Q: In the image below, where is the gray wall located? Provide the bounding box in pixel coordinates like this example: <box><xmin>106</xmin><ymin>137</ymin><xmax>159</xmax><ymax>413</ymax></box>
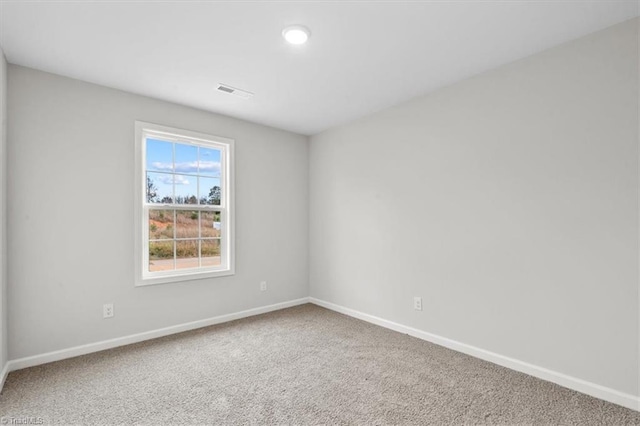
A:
<box><xmin>8</xmin><ymin>66</ymin><xmax>309</xmax><ymax>359</ymax></box>
<box><xmin>0</xmin><ymin>47</ymin><xmax>7</xmax><ymax>372</ymax></box>
<box><xmin>309</xmin><ymin>19</ymin><xmax>639</xmax><ymax>396</ymax></box>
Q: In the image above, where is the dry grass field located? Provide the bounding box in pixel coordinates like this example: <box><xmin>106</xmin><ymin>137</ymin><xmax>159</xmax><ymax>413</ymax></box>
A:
<box><xmin>148</xmin><ymin>209</ymin><xmax>221</xmax><ymax>272</ymax></box>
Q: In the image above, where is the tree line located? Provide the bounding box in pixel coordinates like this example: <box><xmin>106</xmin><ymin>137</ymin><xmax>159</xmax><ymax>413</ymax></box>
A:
<box><xmin>147</xmin><ymin>176</ymin><xmax>221</xmax><ymax>205</ymax></box>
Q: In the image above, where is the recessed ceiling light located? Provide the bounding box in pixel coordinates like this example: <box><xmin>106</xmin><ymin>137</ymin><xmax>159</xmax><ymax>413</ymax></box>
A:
<box><xmin>282</xmin><ymin>25</ymin><xmax>310</xmax><ymax>45</ymax></box>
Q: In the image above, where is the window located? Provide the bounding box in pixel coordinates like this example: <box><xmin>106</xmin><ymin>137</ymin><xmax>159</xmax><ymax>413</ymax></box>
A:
<box><xmin>135</xmin><ymin>121</ymin><xmax>234</xmax><ymax>286</ymax></box>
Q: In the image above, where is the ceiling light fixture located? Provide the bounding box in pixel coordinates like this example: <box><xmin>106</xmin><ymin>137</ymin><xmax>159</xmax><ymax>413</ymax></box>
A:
<box><xmin>282</xmin><ymin>25</ymin><xmax>310</xmax><ymax>45</ymax></box>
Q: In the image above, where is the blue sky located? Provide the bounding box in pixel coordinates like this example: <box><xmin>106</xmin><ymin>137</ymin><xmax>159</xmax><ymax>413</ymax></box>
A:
<box><xmin>146</xmin><ymin>138</ymin><xmax>221</xmax><ymax>202</ymax></box>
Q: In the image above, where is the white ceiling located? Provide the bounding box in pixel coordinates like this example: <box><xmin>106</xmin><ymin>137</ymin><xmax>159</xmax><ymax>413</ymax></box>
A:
<box><xmin>0</xmin><ymin>1</ymin><xmax>637</xmax><ymax>135</ymax></box>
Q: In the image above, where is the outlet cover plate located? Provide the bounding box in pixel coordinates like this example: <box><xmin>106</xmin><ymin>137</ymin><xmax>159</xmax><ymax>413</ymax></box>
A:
<box><xmin>413</xmin><ymin>297</ymin><xmax>422</xmax><ymax>311</ymax></box>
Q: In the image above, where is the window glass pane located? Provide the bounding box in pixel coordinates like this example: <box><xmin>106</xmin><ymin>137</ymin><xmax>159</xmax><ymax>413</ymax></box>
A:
<box><xmin>199</xmin><ymin>147</ymin><xmax>221</xmax><ymax>177</ymax></box>
<box><xmin>175</xmin><ymin>143</ymin><xmax>198</xmax><ymax>175</ymax></box>
<box><xmin>201</xmin><ymin>211</ymin><xmax>221</xmax><ymax>238</ymax></box>
<box><xmin>146</xmin><ymin>138</ymin><xmax>173</xmax><ymax>173</ymax></box>
<box><xmin>149</xmin><ymin>210</ymin><xmax>174</xmax><ymax>240</ymax></box>
<box><xmin>201</xmin><ymin>239</ymin><xmax>221</xmax><ymax>267</ymax></box>
<box><xmin>200</xmin><ymin>177</ymin><xmax>221</xmax><ymax>205</ymax></box>
<box><xmin>176</xmin><ymin>210</ymin><xmax>199</xmax><ymax>239</ymax></box>
<box><xmin>149</xmin><ymin>241</ymin><xmax>174</xmax><ymax>272</ymax></box>
<box><xmin>174</xmin><ymin>174</ymin><xmax>198</xmax><ymax>204</ymax></box>
<box><xmin>176</xmin><ymin>240</ymin><xmax>199</xmax><ymax>270</ymax></box>
<box><xmin>147</xmin><ymin>172</ymin><xmax>173</xmax><ymax>203</ymax></box>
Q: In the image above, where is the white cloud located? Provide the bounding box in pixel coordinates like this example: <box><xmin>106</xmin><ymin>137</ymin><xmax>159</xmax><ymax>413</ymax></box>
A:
<box><xmin>151</xmin><ymin>161</ymin><xmax>220</xmax><ymax>175</ymax></box>
<box><xmin>157</xmin><ymin>175</ymin><xmax>173</xmax><ymax>185</ymax></box>
<box><xmin>157</xmin><ymin>175</ymin><xmax>190</xmax><ymax>185</ymax></box>
<box><xmin>174</xmin><ymin>175</ymin><xmax>190</xmax><ymax>185</ymax></box>
<box><xmin>196</xmin><ymin>161</ymin><xmax>221</xmax><ymax>174</ymax></box>
<box><xmin>151</xmin><ymin>162</ymin><xmax>174</xmax><ymax>171</ymax></box>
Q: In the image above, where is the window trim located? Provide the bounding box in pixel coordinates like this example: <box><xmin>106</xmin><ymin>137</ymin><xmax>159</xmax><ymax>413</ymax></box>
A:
<box><xmin>134</xmin><ymin>121</ymin><xmax>235</xmax><ymax>286</ymax></box>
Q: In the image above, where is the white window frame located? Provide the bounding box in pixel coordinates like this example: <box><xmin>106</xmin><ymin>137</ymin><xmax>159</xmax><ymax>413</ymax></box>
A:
<box><xmin>134</xmin><ymin>121</ymin><xmax>235</xmax><ymax>286</ymax></box>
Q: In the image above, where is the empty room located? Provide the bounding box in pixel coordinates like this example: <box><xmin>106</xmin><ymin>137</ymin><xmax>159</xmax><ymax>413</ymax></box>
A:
<box><xmin>0</xmin><ymin>0</ymin><xmax>638</xmax><ymax>424</ymax></box>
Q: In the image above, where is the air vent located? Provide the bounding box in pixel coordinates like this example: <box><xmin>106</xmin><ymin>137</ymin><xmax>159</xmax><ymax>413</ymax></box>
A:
<box><xmin>217</xmin><ymin>85</ymin><xmax>234</xmax><ymax>94</ymax></box>
<box><xmin>217</xmin><ymin>83</ymin><xmax>254</xmax><ymax>99</ymax></box>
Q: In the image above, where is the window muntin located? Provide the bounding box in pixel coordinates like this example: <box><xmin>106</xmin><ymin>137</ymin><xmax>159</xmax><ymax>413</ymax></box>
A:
<box><xmin>135</xmin><ymin>122</ymin><xmax>234</xmax><ymax>285</ymax></box>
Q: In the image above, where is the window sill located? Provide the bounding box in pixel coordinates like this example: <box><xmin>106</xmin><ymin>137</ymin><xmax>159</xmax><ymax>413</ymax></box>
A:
<box><xmin>136</xmin><ymin>268</ymin><xmax>235</xmax><ymax>287</ymax></box>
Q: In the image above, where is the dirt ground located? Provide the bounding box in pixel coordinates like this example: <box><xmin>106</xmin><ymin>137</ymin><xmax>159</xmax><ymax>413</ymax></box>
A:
<box><xmin>149</xmin><ymin>256</ymin><xmax>221</xmax><ymax>272</ymax></box>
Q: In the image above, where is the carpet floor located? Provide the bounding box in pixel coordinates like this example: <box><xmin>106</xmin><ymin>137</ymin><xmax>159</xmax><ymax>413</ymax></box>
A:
<box><xmin>1</xmin><ymin>304</ymin><xmax>639</xmax><ymax>425</ymax></box>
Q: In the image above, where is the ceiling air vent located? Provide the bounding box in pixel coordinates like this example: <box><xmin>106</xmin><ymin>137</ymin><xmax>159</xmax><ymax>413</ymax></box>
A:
<box><xmin>217</xmin><ymin>83</ymin><xmax>254</xmax><ymax>99</ymax></box>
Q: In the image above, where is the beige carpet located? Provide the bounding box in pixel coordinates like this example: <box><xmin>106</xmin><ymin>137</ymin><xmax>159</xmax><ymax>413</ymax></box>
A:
<box><xmin>1</xmin><ymin>304</ymin><xmax>638</xmax><ymax>425</ymax></box>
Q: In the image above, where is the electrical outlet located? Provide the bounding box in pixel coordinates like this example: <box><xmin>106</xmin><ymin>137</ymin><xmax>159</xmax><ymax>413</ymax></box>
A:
<box><xmin>103</xmin><ymin>303</ymin><xmax>114</xmax><ymax>318</ymax></box>
<box><xmin>413</xmin><ymin>297</ymin><xmax>422</xmax><ymax>311</ymax></box>
<box><xmin>260</xmin><ymin>281</ymin><xmax>267</xmax><ymax>291</ymax></box>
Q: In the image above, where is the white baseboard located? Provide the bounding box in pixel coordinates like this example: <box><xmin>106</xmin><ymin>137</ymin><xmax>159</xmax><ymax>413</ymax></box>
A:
<box><xmin>309</xmin><ymin>297</ymin><xmax>640</xmax><ymax>412</ymax></box>
<box><xmin>4</xmin><ymin>296</ymin><xmax>638</xmax><ymax>412</ymax></box>
<box><xmin>6</xmin><ymin>297</ymin><xmax>310</xmax><ymax>374</ymax></box>
<box><xmin>0</xmin><ymin>361</ymin><xmax>8</xmax><ymax>392</ymax></box>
